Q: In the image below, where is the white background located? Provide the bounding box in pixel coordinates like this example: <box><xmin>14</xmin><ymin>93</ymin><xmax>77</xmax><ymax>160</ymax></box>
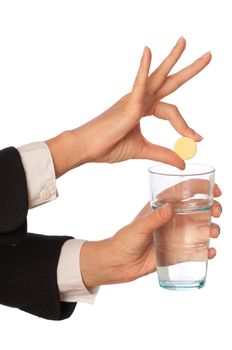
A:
<box><xmin>0</xmin><ymin>0</ymin><xmax>229</xmax><ymax>349</ymax></box>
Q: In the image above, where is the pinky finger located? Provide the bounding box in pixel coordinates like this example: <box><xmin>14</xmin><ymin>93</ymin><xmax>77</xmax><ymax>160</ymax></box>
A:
<box><xmin>208</xmin><ymin>247</ymin><xmax>217</xmax><ymax>259</ymax></box>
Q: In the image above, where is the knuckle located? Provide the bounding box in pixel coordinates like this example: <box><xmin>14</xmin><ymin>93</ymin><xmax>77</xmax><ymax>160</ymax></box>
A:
<box><xmin>183</xmin><ymin>124</ymin><xmax>191</xmax><ymax>132</ymax></box>
<box><xmin>169</xmin><ymin>104</ymin><xmax>179</xmax><ymax>114</ymax></box>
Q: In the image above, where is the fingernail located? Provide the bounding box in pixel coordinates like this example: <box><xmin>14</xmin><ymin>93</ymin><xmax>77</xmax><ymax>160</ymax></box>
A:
<box><xmin>200</xmin><ymin>51</ymin><xmax>211</xmax><ymax>59</ymax></box>
<box><xmin>215</xmin><ymin>184</ymin><xmax>222</xmax><ymax>195</ymax></box>
<box><xmin>143</xmin><ymin>46</ymin><xmax>147</xmax><ymax>57</ymax></box>
<box><xmin>215</xmin><ymin>224</ymin><xmax>220</xmax><ymax>236</ymax></box>
<box><xmin>193</xmin><ymin>131</ymin><xmax>204</xmax><ymax>140</ymax></box>
<box><xmin>160</xmin><ymin>203</ymin><xmax>172</xmax><ymax>218</ymax></box>
<box><xmin>176</xmin><ymin>36</ymin><xmax>185</xmax><ymax>45</ymax></box>
<box><xmin>178</xmin><ymin>160</ymin><xmax>186</xmax><ymax>170</ymax></box>
<box><xmin>216</xmin><ymin>205</ymin><xmax>222</xmax><ymax>216</ymax></box>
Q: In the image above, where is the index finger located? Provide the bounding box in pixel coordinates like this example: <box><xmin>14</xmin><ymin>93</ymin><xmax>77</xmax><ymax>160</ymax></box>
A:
<box><xmin>157</xmin><ymin>181</ymin><xmax>221</xmax><ymax>202</ymax></box>
<box><xmin>137</xmin><ymin>184</ymin><xmax>221</xmax><ymax>218</ymax></box>
<box><xmin>153</xmin><ymin>101</ymin><xmax>203</xmax><ymax>142</ymax></box>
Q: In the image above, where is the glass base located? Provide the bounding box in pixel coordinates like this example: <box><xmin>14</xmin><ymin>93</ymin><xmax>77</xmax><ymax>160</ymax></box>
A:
<box><xmin>157</xmin><ymin>261</ymin><xmax>207</xmax><ymax>290</ymax></box>
<box><xmin>159</xmin><ymin>278</ymin><xmax>206</xmax><ymax>290</ymax></box>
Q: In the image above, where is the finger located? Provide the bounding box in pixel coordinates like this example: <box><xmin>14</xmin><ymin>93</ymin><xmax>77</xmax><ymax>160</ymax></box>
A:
<box><xmin>139</xmin><ymin>140</ymin><xmax>185</xmax><ymax>169</ymax></box>
<box><xmin>147</xmin><ymin>36</ymin><xmax>186</xmax><ymax>94</ymax></box>
<box><xmin>208</xmin><ymin>247</ymin><xmax>216</xmax><ymax>259</ymax></box>
<box><xmin>134</xmin><ymin>185</ymin><xmax>221</xmax><ymax>219</ymax></box>
<box><xmin>131</xmin><ymin>203</ymin><xmax>174</xmax><ymax>235</ymax></box>
<box><xmin>210</xmin><ymin>223</ymin><xmax>220</xmax><ymax>238</ymax></box>
<box><xmin>155</xmin><ymin>51</ymin><xmax>212</xmax><ymax>100</ymax></box>
<box><xmin>214</xmin><ymin>184</ymin><xmax>222</xmax><ymax>197</ymax></box>
<box><xmin>157</xmin><ymin>181</ymin><xmax>221</xmax><ymax>202</ymax></box>
<box><xmin>157</xmin><ymin>178</ymin><xmax>211</xmax><ymax>202</ymax></box>
<box><xmin>211</xmin><ymin>200</ymin><xmax>222</xmax><ymax>217</ymax></box>
<box><xmin>153</xmin><ymin>101</ymin><xmax>203</xmax><ymax>142</ymax></box>
<box><xmin>130</xmin><ymin>46</ymin><xmax>152</xmax><ymax>105</ymax></box>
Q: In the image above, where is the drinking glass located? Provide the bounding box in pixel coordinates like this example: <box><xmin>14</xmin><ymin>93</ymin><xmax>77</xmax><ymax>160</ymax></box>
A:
<box><xmin>148</xmin><ymin>163</ymin><xmax>215</xmax><ymax>290</ymax></box>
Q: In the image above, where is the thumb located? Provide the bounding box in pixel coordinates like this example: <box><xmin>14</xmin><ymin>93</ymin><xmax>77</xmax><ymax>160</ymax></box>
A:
<box><xmin>139</xmin><ymin>141</ymin><xmax>185</xmax><ymax>170</ymax></box>
<box><xmin>131</xmin><ymin>203</ymin><xmax>174</xmax><ymax>235</ymax></box>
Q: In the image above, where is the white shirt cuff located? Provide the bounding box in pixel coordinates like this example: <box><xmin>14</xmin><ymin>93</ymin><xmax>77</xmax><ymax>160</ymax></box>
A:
<box><xmin>17</xmin><ymin>141</ymin><xmax>58</xmax><ymax>209</ymax></box>
<box><xmin>57</xmin><ymin>239</ymin><xmax>100</xmax><ymax>303</ymax></box>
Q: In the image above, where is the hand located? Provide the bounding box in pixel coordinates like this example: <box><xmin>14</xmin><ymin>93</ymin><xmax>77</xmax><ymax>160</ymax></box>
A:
<box><xmin>45</xmin><ymin>37</ymin><xmax>211</xmax><ymax>177</ymax></box>
<box><xmin>153</xmin><ymin>181</ymin><xmax>221</xmax><ymax>266</ymax></box>
<box><xmin>80</xmin><ymin>185</ymin><xmax>221</xmax><ymax>288</ymax></box>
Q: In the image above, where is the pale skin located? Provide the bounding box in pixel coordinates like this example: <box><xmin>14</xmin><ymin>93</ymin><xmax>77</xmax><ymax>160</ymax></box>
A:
<box><xmin>45</xmin><ymin>37</ymin><xmax>222</xmax><ymax>289</ymax></box>
<box><xmin>79</xmin><ymin>188</ymin><xmax>221</xmax><ymax>288</ymax></box>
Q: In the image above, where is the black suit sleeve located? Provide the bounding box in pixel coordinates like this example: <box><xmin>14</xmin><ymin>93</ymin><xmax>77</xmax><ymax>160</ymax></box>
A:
<box><xmin>0</xmin><ymin>146</ymin><xmax>29</xmax><ymax>245</ymax></box>
<box><xmin>0</xmin><ymin>146</ymin><xmax>77</xmax><ymax>320</ymax></box>
<box><xmin>0</xmin><ymin>233</ymin><xmax>77</xmax><ymax>320</ymax></box>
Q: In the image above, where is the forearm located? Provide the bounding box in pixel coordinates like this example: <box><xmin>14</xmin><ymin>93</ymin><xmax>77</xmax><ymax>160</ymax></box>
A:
<box><xmin>44</xmin><ymin>129</ymin><xmax>88</xmax><ymax>178</ymax></box>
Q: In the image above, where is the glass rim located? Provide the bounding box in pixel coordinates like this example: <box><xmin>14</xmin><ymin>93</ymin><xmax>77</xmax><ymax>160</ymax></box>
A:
<box><xmin>148</xmin><ymin>163</ymin><xmax>215</xmax><ymax>177</ymax></box>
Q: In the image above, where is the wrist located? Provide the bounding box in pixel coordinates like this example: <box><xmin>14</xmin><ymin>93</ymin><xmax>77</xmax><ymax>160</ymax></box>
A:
<box><xmin>80</xmin><ymin>239</ymin><xmax>117</xmax><ymax>289</ymax></box>
<box><xmin>45</xmin><ymin>129</ymin><xmax>88</xmax><ymax>178</ymax></box>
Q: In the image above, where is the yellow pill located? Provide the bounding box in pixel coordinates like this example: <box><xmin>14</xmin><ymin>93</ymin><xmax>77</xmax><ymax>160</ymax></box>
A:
<box><xmin>174</xmin><ymin>137</ymin><xmax>197</xmax><ymax>160</ymax></box>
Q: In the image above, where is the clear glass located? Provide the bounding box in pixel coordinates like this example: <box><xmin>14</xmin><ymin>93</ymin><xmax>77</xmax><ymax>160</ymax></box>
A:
<box><xmin>148</xmin><ymin>163</ymin><xmax>215</xmax><ymax>290</ymax></box>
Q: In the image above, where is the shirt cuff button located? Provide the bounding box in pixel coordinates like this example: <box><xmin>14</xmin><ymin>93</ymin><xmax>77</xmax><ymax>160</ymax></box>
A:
<box><xmin>40</xmin><ymin>189</ymin><xmax>50</xmax><ymax>200</ymax></box>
